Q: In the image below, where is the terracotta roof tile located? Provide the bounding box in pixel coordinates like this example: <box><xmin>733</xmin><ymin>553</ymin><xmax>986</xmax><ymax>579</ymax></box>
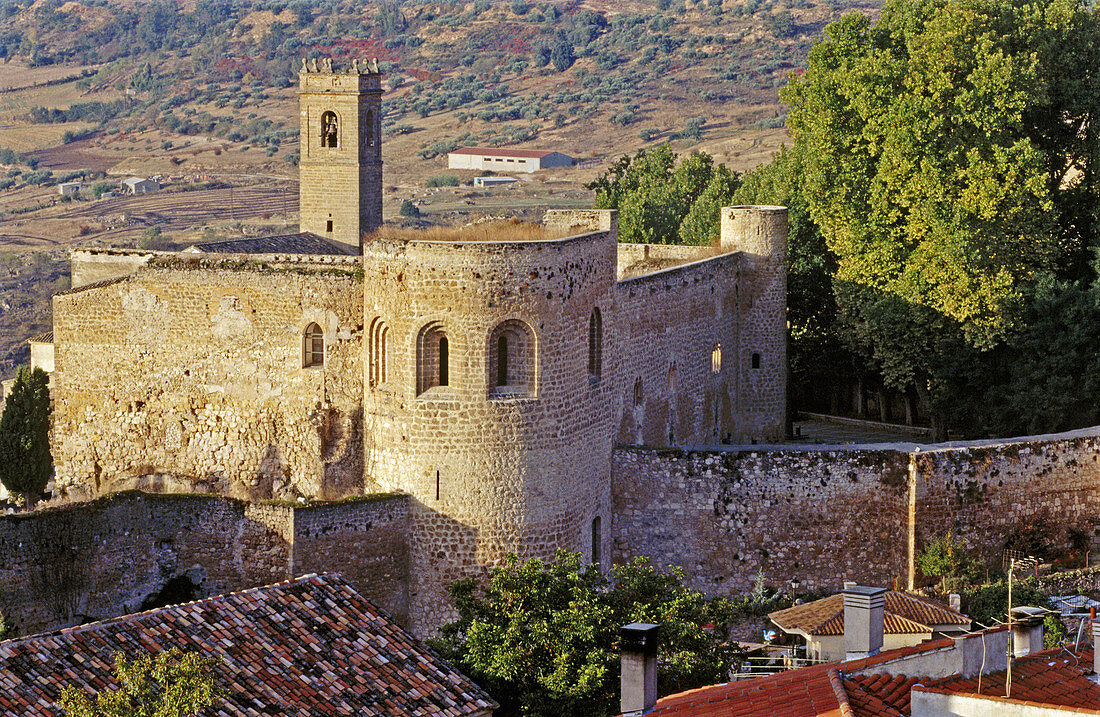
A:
<box><xmin>916</xmin><ymin>645</ymin><xmax>1100</xmax><ymax>713</ymax></box>
<box><xmin>770</xmin><ymin>592</ymin><xmax>969</xmax><ymax>637</ymax></box>
<box><xmin>0</xmin><ymin>574</ymin><xmax>497</xmax><ymax>716</ymax></box>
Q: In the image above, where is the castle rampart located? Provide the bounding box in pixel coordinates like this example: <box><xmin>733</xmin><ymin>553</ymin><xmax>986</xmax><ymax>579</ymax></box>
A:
<box><xmin>612</xmin><ymin>427</ymin><xmax>1100</xmax><ymax>596</ymax></box>
<box><xmin>0</xmin><ymin>491</ymin><xmax>408</xmax><ymax>636</ymax></box>
<box><xmin>51</xmin><ymin>259</ymin><xmax>365</xmax><ymax>501</ymax></box>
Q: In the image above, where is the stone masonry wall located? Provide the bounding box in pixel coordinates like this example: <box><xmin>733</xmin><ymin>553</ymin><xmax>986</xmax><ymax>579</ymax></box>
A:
<box><xmin>612</xmin><ymin>446</ymin><xmax>911</xmax><ymax>595</ymax></box>
<box><xmin>612</xmin><ymin>428</ymin><xmax>1100</xmax><ymax>598</ymax></box>
<box><xmin>0</xmin><ymin>491</ymin><xmax>409</xmax><ymax>636</ymax></box>
<box><xmin>362</xmin><ymin>227</ymin><xmax>617</xmax><ymax>635</ymax></box>
<box><xmin>292</xmin><ymin>495</ymin><xmax>410</xmax><ymax>625</ymax></box>
<box><xmin>51</xmin><ymin>260</ymin><xmax>365</xmax><ymax>501</ymax></box>
<box><xmin>615</xmin><ymin>254</ymin><xmax>745</xmax><ymax>447</ymax></box>
<box><xmin>913</xmin><ymin>430</ymin><xmax>1100</xmax><ymax>568</ymax></box>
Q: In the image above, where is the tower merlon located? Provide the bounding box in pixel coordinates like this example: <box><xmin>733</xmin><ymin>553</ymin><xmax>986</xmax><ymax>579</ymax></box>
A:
<box><xmin>719</xmin><ymin>205</ymin><xmax>788</xmax><ymax>262</ymax></box>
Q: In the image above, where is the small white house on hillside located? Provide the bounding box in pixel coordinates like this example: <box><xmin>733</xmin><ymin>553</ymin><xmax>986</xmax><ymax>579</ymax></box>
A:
<box><xmin>448</xmin><ymin>147</ymin><xmax>573</xmax><ymax>173</ymax></box>
<box><xmin>121</xmin><ymin>177</ymin><xmax>160</xmax><ymax>194</ymax></box>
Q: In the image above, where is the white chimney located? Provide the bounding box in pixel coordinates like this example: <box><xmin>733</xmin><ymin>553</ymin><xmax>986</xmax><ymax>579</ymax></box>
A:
<box><xmin>949</xmin><ymin>593</ymin><xmax>961</xmax><ymax>613</ymax></box>
<box><xmin>1009</xmin><ymin>607</ymin><xmax>1046</xmax><ymax>657</ymax></box>
<box><xmin>621</xmin><ymin>623</ymin><xmax>660</xmax><ymax>715</ymax></box>
<box><xmin>844</xmin><ymin>586</ymin><xmax>887</xmax><ymax>661</ymax></box>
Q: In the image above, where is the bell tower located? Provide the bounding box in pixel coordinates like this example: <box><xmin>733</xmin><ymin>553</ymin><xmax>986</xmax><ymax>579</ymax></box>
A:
<box><xmin>297</xmin><ymin>57</ymin><xmax>382</xmax><ymax>253</ymax></box>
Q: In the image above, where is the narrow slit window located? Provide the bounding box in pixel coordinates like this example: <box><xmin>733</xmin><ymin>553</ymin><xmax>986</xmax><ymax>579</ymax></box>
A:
<box><xmin>633</xmin><ymin>378</ymin><xmax>644</xmax><ymax>406</ymax></box>
<box><xmin>438</xmin><ymin>336</ymin><xmax>449</xmax><ymax>386</ymax></box>
<box><xmin>588</xmin><ymin>308</ymin><xmax>602</xmax><ymax>380</ymax></box>
<box><xmin>591</xmin><ymin>516</ymin><xmax>602</xmax><ymax>566</ymax></box>
<box><xmin>752</xmin><ymin>352</ymin><xmax>762</xmax><ymax>369</ymax></box>
<box><xmin>304</xmin><ymin>323</ymin><xmax>324</xmax><ymax>368</ymax></box>
<box><xmin>497</xmin><ymin>335</ymin><xmax>509</xmax><ymax>386</ymax></box>
<box><xmin>711</xmin><ymin>344</ymin><xmax>722</xmax><ymax>374</ymax></box>
<box><xmin>326</xmin><ymin>220</ymin><xmax>333</xmax><ymax>232</ymax></box>
<box><xmin>369</xmin><ymin>318</ymin><xmax>388</xmax><ymax>387</ymax></box>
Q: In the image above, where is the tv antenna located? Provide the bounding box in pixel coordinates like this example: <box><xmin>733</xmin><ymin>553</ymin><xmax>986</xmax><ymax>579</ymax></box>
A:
<box><xmin>1005</xmin><ymin>554</ymin><xmax>1038</xmax><ymax>699</ymax></box>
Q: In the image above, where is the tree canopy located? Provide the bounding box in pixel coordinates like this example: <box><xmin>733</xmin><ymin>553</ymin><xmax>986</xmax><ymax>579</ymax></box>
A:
<box><xmin>587</xmin><ymin>144</ymin><xmax>741</xmax><ymax>245</ymax></box>
<box><xmin>0</xmin><ymin>367</ymin><xmax>52</xmax><ymax>505</ymax></box>
<box><xmin>777</xmin><ymin>0</ymin><xmax>1100</xmax><ymax>437</ymax></box>
<box><xmin>429</xmin><ymin>551</ymin><xmax>741</xmax><ymax>717</ymax></box>
<box><xmin>58</xmin><ymin>648</ymin><xmax>223</xmax><ymax>717</ymax></box>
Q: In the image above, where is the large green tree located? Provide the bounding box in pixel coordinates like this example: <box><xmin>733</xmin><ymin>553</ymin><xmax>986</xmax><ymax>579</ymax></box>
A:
<box><xmin>587</xmin><ymin>145</ymin><xmax>741</xmax><ymax>244</ymax></box>
<box><xmin>0</xmin><ymin>367</ymin><xmax>51</xmax><ymax>505</ymax></box>
<box><xmin>58</xmin><ymin>648</ymin><xmax>223</xmax><ymax>717</ymax></box>
<box><xmin>430</xmin><ymin>551</ymin><xmax>740</xmax><ymax>717</ymax></box>
<box><xmin>783</xmin><ymin>0</ymin><xmax>1100</xmax><ymax>436</ymax></box>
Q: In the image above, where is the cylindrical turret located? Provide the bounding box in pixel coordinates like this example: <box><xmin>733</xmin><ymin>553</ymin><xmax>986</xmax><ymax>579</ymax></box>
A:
<box><xmin>362</xmin><ymin>223</ymin><xmax>618</xmax><ymax>634</ymax></box>
<box><xmin>720</xmin><ymin>206</ymin><xmax>788</xmax><ymax>442</ymax></box>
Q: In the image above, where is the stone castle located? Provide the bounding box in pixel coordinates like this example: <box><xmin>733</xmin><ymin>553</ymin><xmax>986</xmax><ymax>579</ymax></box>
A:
<box><xmin>35</xmin><ymin>60</ymin><xmax>788</xmax><ymax>633</ymax></box>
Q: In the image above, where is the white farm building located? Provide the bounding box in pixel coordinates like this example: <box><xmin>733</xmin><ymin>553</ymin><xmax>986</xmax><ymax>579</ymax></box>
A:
<box><xmin>447</xmin><ymin>147</ymin><xmax>573</xmax><ymax>173</ymax></box>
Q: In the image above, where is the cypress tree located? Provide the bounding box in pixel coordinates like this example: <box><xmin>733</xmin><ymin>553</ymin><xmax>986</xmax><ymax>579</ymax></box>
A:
<box><xmin>0</xmin><ymin>367</ymin><xmax>52</xmax><ymax>506</ymax></box>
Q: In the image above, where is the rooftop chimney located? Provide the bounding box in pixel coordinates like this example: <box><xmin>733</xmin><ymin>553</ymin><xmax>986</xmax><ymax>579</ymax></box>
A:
<box><xmin>621</xmin><ymin>623</ymin><xmax>660</xmax><ymax>716</ymax></box>
<box><xmin>949</xmin><ymin>593</ymin><xmax>961</xmax><ymax>613</ymax></box>
<box><xmin>844</xmin><ymin>586</ymin><xmax>887</xmax><ymax>661</ymax></box>
<box><xmin>1009</xmin><ymin>607</ymin><xmax>1046</xmax><ymax>657</ymax></box>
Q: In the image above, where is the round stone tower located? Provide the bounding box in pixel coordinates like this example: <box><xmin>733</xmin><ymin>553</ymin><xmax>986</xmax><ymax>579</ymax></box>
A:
<box><xmin>361</xmin><ymin>225</ymin><xmax>618</xmax><ymax>635</ymax></box>
<box><xmin>720</xmin><ymin>205</ymin><xmax>788</xmax><ymax>441</ymax></box>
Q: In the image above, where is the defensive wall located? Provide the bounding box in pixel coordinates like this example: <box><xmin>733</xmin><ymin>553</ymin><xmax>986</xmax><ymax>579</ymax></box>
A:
<box><xmin>0</xmin><ymin>491</ymin><xmax>408</xmax><ymax>636</ymax></box>
<box><xmin>612</xmin><ymin>427</ymin><xmax>1100</xmax><ymax>596</ymax></box>
<box><xmin>51</xmin><ymin>253</ymin><xmax>365</xmax><ymax>502</ymax></box>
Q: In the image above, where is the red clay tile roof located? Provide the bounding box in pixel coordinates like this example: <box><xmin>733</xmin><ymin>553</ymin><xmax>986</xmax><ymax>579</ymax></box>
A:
<box><xmin>449</xmin><ymin>146</ymin><xmax>561</xmax><ymax>158</ymax></box>
<box><xmin>845</xmin><ymin>673</ymin><xmax>924</xmax><ymax>716</ymax></box>
<box><xmin>915</xmin><ymin>645</ymin><xmax>1100</xmax><ymax>714</ymax></box>
<box><xmin>0</xmin><ymin>573</ymin><xmax>497</xmax><ymax>716</ymax></box>
<box><xmin>647</xmin><ymin>636</ymin><xmax>962</xmax><ymax>716</ymax></box>
<box><xmin>770</xmin><ymin>592</ymin><xmax>969</xmax><ymax>637</ymax></box>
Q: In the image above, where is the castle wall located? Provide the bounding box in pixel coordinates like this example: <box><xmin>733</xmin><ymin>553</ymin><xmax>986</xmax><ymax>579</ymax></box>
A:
<box><xmin>615</xmin><ymin>243</ymin><xmax>715</xmax><ymax>280</ymax></box>
<box><xmin>611</xmin><ymin>428</ymin><xmax>1100</xmax><ymax>597</ymax></box>
<box><xmin>70</xmin><ymin>248</ymin><xmax>164</xmax><ymax>288</ymax></box>
<box><xmin>292</xmin><ymin>495</ymin><xmax>410</xmax><ymax>624</ymax></box>
<box><xmin>51</xmin><ymin>259</ymin><xmax>365</xmax><ymax>501</ymax></box>
<box><xmin>361</xmin><ymin>228</ymin><xmax>619</xmax><ymax>635</ymax></box>
<box><xmin>0</xmin><ymin>491</ymin><xmax>409</xmax><ymax>636</ymax></box>
<box><xmin>611</xmin><ymin>446</ymin><xmax>911</xmax><ymax>594</ymax></box>
<box><xmin>912</xmin><ymin>431</ymin><xmax>1100</xmax><ymax>568</ymax></box>
<box><xmin>614</xmin><ymin>254</ymin><xmax>744</xmax><ymax>447</ymax></box>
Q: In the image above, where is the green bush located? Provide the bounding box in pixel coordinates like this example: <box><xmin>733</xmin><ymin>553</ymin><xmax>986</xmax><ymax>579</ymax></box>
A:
<box><xmin>399</xmin><ymin>199</ymin><xmax>420</xmax><ymax>218</ymax></box>
<box><xmin>426</xmin><ymin>174</ymin><xmax>460</xmax><ymax>187</ymax></box>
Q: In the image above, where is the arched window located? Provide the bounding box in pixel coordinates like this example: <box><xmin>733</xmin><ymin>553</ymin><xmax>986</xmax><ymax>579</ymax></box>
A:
<box><xmin>633</xmin><ymin>377</ymin><xmax>644</xmax><ymax>406</ymax></box>
<box><xmin>489</xmin><ymin>319</ymin><xmax>537</xmax><ymax>397</ymax></box>
<box><xmin>304</xmin><ymin>323</ymin><xmax>324</xmax><ymax>368</ymax></box>
<box><xmin>369</xmin><ymin>317</ymin><xmax>388</xmax><ymax>387</ymax></box>
<box><xmin>711</xmin><ymin>343</ymin><xmax>722</xmax><ymax>374</ymax></box>
<box><xmin>752</xmin><ymin>352</ymin><xmax>762</xmax><ymax>369</ymax></box>
<box><xmin>417</xmin><ymin>322</ymin><xmax>450</xmax><ymax>395</ymax></box>
<box><xmin>588</xmin><ymin>307</ymin><xmax>602</xmax><ymax>380</ymax></box>
<box><xmin>320</xmin><ymin>111</ymin><xmax>338</xmax><ymax>148</ymax></box>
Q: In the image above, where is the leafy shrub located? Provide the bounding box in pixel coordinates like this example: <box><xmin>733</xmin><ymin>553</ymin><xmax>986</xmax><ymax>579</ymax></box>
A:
<box><xmin>426</xmin><ymin>174</ymin><xmax>460</xmax><ymax>187</ymax></box>
<box><xmin>399</xmin><ymin>199</ymin><xmax>420</xmax><ymax>218</ymax></box>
